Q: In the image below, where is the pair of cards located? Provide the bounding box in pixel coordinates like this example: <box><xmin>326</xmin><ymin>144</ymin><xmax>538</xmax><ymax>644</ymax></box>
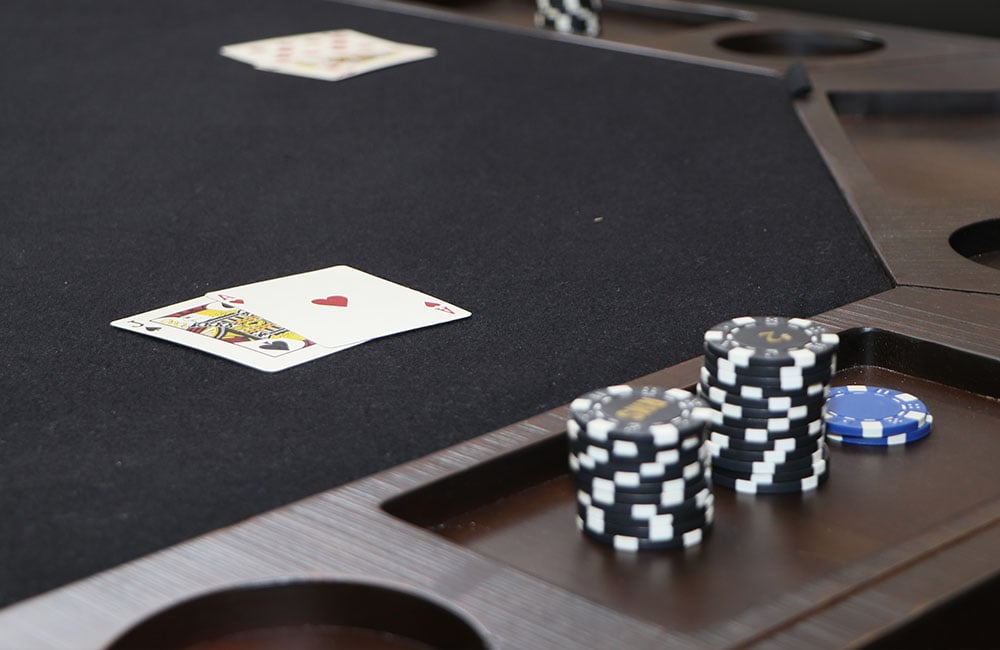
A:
<box><xmin>111</xmin><ymin>266</ymin><xmax>471</xmax><ymax>372</ymax></box>
<box><xmin>220</xmin><ymin>29</ymin><xmax>437</xmax><ymax>81</ymax></box>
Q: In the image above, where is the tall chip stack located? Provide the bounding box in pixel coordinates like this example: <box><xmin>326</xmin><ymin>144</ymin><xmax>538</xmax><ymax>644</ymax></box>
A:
<box><xmin>698</xmin><ymin>316</ymin><xmax>839</xmax><ymax>495</ymax></box>
<box><xmin>568</xmin><ymin>385</ymin><xmax>714</xmax><ymax>551</ymax></box>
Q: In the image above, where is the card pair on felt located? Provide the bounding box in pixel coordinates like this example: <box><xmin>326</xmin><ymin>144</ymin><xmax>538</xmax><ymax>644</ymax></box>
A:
<box><xmin>220</xmin><ymin>29</ymin><xmax>437</xmax><ymax>81</ymax></box>
<box><xmin>111</xmin><ymin>266</ymin><xmax>471</xmax><ymax>372</ymax></box>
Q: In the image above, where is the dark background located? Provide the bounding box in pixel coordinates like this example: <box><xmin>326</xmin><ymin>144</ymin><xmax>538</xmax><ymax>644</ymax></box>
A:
<box><xmin>0</xmin><ymin>0</ymin><xmax>889</xmax><ymax>607</ymax></box>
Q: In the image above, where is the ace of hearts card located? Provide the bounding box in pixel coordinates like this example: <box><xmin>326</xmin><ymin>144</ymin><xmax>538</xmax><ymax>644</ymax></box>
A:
<box><xmin>205</xmin><ymin>265</ymin><xmax>471</xmax><ymax>349</ymax></box>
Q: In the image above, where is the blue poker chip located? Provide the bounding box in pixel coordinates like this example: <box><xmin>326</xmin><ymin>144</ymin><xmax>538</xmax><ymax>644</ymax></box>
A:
<box><xmin>824</xmin><ymin>385</ymin><xmax>930</xmax><ymax>438</ymax></box>
<box><xmin>827</xmin><ymin>415</ymin><xmax>933</xmax><ymax>447</ymax></box>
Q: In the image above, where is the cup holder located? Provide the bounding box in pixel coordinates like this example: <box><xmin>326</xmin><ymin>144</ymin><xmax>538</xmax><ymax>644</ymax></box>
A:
<box><xmin>717</xmin><ymin>29</ymin><xmax>884</xmax><ymax>57</ymax></box>
<box><xmin>105</xmin><ymin>581</ymin><xmax>488</xmax><ymax>650</ymax></box>
<box><xmin>950</xmin><ymin>219</ymin><xmax>1000</xmax><ymax>270</ymax></box>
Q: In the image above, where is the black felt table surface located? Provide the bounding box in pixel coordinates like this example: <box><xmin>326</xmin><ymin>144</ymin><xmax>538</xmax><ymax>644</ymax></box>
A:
<box><xmin>0</xmin><ymin>0</ymin><xmax>890</xmax><ymax>607</ymax></box>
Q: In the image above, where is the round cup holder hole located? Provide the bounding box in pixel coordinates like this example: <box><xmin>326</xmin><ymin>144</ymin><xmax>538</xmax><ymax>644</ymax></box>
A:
<box><xmin>950</xmin><ymin>219</ymin><xmax>1000</xmax><ymax>270</ymax></box>
<box><xmin>717</xmin><ymin>29</ymin><xmax>884</xmax><ymax>57</ymax></box>
<box><xmin>105</xmin><ymin>581</ymin><xmax>488</xmax><ymax>650</ymax></box>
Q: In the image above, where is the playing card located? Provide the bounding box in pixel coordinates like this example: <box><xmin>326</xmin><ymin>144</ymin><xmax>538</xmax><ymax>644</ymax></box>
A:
<box><xmin>220</xmin><ymin>30</ymin><xmax>437</xmax><ymax>81</ymax></box>
<box><xmin>221</xmin><ymin>29</ymin><xmax>396</xmax><ymax>68</ymax></box>
<box><xmin>205</xmin><ymin>266</ymin><xmax>471</xmax><ymax>349</ymax></box>
<box><xmin>111</xmin><ymin>298</ymin><xmax>361</xmax><ymax>372</ymax></box>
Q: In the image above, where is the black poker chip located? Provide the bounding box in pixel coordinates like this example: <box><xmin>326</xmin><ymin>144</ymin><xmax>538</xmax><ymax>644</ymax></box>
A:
<box><xmin>578</xmin><ymin>497</ymin><xmax>713</xmax><ymax>526</ymax></box>
<box><xmin>705</xmin><ymin>438</ymin><xmax>821</xmax><ymax>462</ymax></box>
<box><xmin>700</xmin><ymin>367</ymin><xmax>829</xmax><ymax>398</ymax></box>
<box><xmin>580</xmin><ymin>491</ymin><xmax>712</xmax><ymax>519</ymax></box>
<box><xmin>703</xmin><ymin>350</ymin><xmax>836</xmax><ymax>376</ymax></box>
<box><xmin>579</xmin><ymin>470</ymin><xmax>710</xmax><ymax>493</ymax></box>
<box><xmin>711</xmin><ymin>407</ymin><xmax>825</xmax><ymax>432</ymax></box>
<box><xmin>567</xmin><ymin>427</ymin><xmax>704</xmax><ymax>462</ymax></box>
<box><xmin>579</xmin><ymin>507</ymin><xmax>712</xmax><ymax>536</ymax></box>
<box><xmin>702</xmin><ymin>364</ymin><xmax>832</xmax><ymax>390</ymax></box>
<box><xmin>571</xmin><ymin>457</ymin><xmax>706</xmax><ymax>487</ymax></box>
<box><xmin>534</xmin><ymin>0</ymin><xmax>601</xmax><ymax>37</ymax></box>
<box><xmin>702</xmin><ymin>397</ymin><xmax>826</xmax><ymax>423</ymax></box>
<box><xmin>702</xmin><ymin>354</ymin><xmax>833</xmax><ymax>377</ymax></box>
<box><xmin>710</xmin><ymin>465</ymin><xmax>829</xmax><ymax>494</ymax></box>
<box><xmin>568</xmin><ymin>434</ymin><xmax>705</xmax><ymax>461</ymax></box>
<box><xmin>583</xmin><ymin>515</ymin><xmax>713</xmax><ymax>542</ymax></box>
<box><xmin>712</xmin><ymin>446</ymin><xmax>828</xmax><ymax>482</ymax></box>
<box><xmin>570</xmin><ymin>416</ymin><xmax>708</xmax><ymax>448</ymax></box>
<box><xmin>577</xmin><ymin>486</ymin><xmax>712</xmax><ymax>517</ymax></box>
<box><xmin>569</xmin><ymin>385</ymin><xmax>711</xmax><ymax>446</ymax></box>
<box><xmin>569</xmin><ymin>446</ymin><xmax>705</xmax><ymax>474</ymax></box>
<box><xmin>577</xmin><ymin>499</ymin><xmax>712</xmax><ymax>529</ymax></box>
<box><xmin>702</xmin><ymin>355</ymin><xmax>835</xmax><ymax>381</ymax></box>
<box><xmin>700</xmin><ymin>394</ymin><xmax>828</xmax><ymax>419</ymax></box>
<box><xmin>703</xmin><ymin>316</ymin><xmax>839</xmax><ymax>369</ymax></box>
<box><xmin>577</xmin><ymin>506</ymin><xmax>714</xmax><ymax>539</ymax></box>
<box><xmin>707</xmin><ymin>447</ymin><xmax>825</xmax><ymax>475</ymax></box>
<box><xmin>709</xmin><ymin>455</ymin><xmax>826</xmax><ymax>482</ymax></box>
<box><xmin>575</xmin><ymin>462</ymin><xmax>707</xmax><ymax>493</ymax></box>
<box><xmin>707</xmin><ymin>429</ymin><xmax>822</xmax><ymax>452</ymax></box>
<box><xmin>577</xmin><ymin>515</ymin><xmax>713</xmax><ymax>544</ymax></box>
<box><xmin>579</xmin><ymin>519</ymin><xmax>713</xmax><ymax>551</ymax></box>
<box><xmin>712</xmin><ymin>463</ymin><xmax>824</xmax><ymax>484</ymax></box>
<box><xmin>580</xmin><ymin>476</ymin><xmax>710</xmax><ymax>505</ymax></box>
<box><xmin>572</xmin><ymin>443</ymin><xmax>707</xmax><ymax>471</ymax></box>
<box><xmin>705</xmin><ymin>381</ymin><xmax>830</xmax><ymax>400</ymax></box>
<box><xmin>707</xmin><ymin>417</ymin><xmax>823</xmax><ymax>441</ymax></box>
<box><xmin>698</xmin><ymin>381</ymin><xmax>828</xmax><ymax>410</ymax></box>
<box><xmin>702</xmin><ymin>365</ymin><xmax>832</xmax><ymax>388</ymax></box>
<box><xmin>568</xmin><ymin>447</ymin><xmax>709</xmax><ymax>481</ymax></box>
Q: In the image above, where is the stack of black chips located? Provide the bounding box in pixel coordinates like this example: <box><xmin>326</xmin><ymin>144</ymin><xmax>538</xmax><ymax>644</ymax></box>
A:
<box><xmin>698</xmin><ymin>316</ymin><xmax>839</xmax><ymax>494</ymax></box>
<box><xmin>568</xmin><ymin>385</ymin><xmax>714</xmax><ymax>551</ymax></box>
<box><xmin>535</xmin><ymin>0</ymin><xmax>601</xmax><ymax>37</ymax></box>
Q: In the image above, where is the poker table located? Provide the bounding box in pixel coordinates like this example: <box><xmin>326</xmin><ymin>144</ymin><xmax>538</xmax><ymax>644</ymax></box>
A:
<box><xmin>2</xmin><ymin>0</ymin><xmax>1000</xmax><ymax>647</ymax></box>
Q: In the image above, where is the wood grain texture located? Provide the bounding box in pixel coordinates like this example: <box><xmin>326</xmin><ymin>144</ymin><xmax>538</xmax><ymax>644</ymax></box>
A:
<box><xmin>401</xmin><ymin>0</ymin><xmax>1000</xmax><ymax>73</ymax></box>
<box><xmin>794</xmin><ymin>56</ymin><xmax>1000</xmax><ymax>294</ymax></box>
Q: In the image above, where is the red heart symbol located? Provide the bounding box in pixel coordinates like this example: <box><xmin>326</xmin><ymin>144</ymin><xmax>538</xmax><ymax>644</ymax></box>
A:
<box><xmin>312</xmin><ymin>295</ymin><xmax>349</xmax><ymax>307</ymax></box>
<box><xmin>425</xmin><ymin>301</ymin><xmax>454</xmax><ymax>314</ymax></box>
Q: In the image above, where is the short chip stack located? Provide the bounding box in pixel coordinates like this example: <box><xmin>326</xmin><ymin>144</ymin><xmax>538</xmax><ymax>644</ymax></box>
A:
<box><xmin>568</xmin><ymin>385</ymin><xmax>714</xmax><ymax>551</ymax></box>
<box><xmin>824</xmin><ymin>385</ymin><xmax>933</xmax><ymax>446</ymax></box>
<box><xmin>698</xmin><ymin>316</ymin><xmax>839</xmax><ymax>494</ymax></box>
<box><xmin>534</xmin><ymin>0</ymin><xmax>601</xmax><ymax>37</ymax></box>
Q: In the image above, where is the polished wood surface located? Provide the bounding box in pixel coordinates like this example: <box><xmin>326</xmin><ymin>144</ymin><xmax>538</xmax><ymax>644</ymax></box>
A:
<box><xmin>3</xmin><ymin>0</ymin><xmax>1000</xmax><ymax>647</ymax></box>
<box><xmin>397</xmin><ymin>366</ymin><xmax>999</xmax><ymax>636</ymax></box>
